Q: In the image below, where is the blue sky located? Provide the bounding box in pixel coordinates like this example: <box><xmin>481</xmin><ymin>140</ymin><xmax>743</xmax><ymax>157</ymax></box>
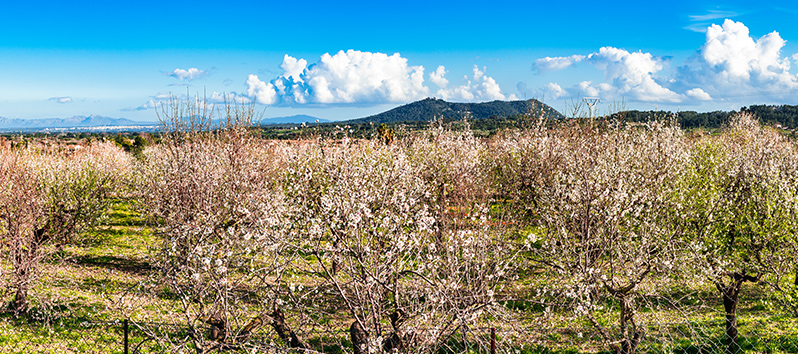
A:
<box><xmin>2</xmin><ymin>0</ymin><xmax>798</xmax><ymax>121</ymax></box>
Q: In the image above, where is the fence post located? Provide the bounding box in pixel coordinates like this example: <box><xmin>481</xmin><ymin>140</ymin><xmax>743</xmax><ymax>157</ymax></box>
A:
<box><xmin>491</xmin><ymin>327</ymin><xmax>496</xmax><ymax>354</ymax></box>
<box><xmin>124</xmin><ymin>319</ymin><xmax>129</xmax><ymax>354</ymax></box>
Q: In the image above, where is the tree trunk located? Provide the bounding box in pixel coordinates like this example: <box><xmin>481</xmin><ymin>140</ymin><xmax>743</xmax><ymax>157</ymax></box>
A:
<box><xmin>722</xmin><ymin>288</ymin><xmax>740</xmax><ymax>354</ymax></box>
<box><xmin>350</xmin><ymin>320</ymin><xmax>369</xmax><ymax>354</ymax></box>
<box><xmin>718</xmin><ymin>275</ymin><xmax>746</xmax><ymax>354</ymax></box>
<box><xmin>270</xmin><ymin>307</ymin><xmax>310</xmax><ymax>349</ymax></box>
<box><xmin>10</xmin><ymin>285</ymin><xmax>28</xmax><ymax>316</ymax></box>
<box><xmin>9</xmin><ymin>228</ymin><xmax>46</xmax><ymax>316</ymax></box>
<box><xmin>383</xmin><ymin>310</ymin><xmax>406</xmax><ymax>352</ymax></box>
<box><xmin>617</xmin><ymin>295</ymin><xmax>642</xmax><ymax>354</ymax></box>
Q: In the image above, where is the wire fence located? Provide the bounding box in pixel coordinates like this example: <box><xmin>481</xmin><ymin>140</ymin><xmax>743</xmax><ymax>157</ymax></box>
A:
<box><xmin>2</xmin><ymin>313</ymin><xmax>798</xmax><ymax>354</ymax></box>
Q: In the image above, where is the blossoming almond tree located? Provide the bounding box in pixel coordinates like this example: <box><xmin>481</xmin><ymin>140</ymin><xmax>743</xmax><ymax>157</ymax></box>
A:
<box><xmin>283</xmin><ymin>133</ymin><xmax>518</xmax><ymax>353</ymax></box>
<box><xmin>523</xmin><ymin>120</ymin><xmax>689</xmax><ymax>354</ymax></box>
<box><xmin>760</xmin><ymin>146</ymin><xmax>798</xmax><ymax>317</ymax></box>
<box><xmin>677</xmin><ymin>113</ymin><xmax>798</xmax><ymax>353</ymax></box>
<box><xmin>0</xmin><ymin>142</ymin><xmax>124</xmax><ymax>316</ymax></box>
<box><xmin>135</xmin><ymin>97</ymin><xmax>300</xmax><ymax>353</ymax></box>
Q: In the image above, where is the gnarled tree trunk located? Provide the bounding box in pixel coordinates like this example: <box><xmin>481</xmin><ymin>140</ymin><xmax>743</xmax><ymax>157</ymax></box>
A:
<box><xmin>618</xmin><ymin>296</ymin><xmax>643</xmax><ymax>354</ymax></box>
<box><xmin>9</xmin><ymin>227</ymin><xmax>48</xmax><ymax>316</ymax></box>
<box><xmin>270</xmin><ymin>307</ymin><xmax>310</xmax><ymax>349</ymax></box>
<box><xmin>350</xmin><ymin>320</ymin><xmax>369</xmax><ymax>354</ymax></box>
<box><xmin>716</xmin><ymin>272</ymin><xmax>758</xmax><ymax>354</ymax></box>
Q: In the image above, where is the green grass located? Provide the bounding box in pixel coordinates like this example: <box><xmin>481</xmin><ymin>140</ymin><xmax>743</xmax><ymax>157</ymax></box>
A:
<box><xmin>3</xmin><ymin>197</ymin><xmax>798</xmax><ymax>353</ymax></box>
<box><xmin>0</xmin><ymin>197</ymin><xmax>158</xmax><ymax>353</ymax></box>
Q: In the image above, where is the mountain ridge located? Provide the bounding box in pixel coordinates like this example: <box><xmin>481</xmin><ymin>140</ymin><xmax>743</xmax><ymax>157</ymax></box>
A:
<box><xmin>344</xmin><ymin>97</ymin><xmax>563</xmax><ymax>123</ymax></box>
<box><xmin>0</xmin><ymin>115</ymin><xmax>154</xmax><ymax>131</ymax></box>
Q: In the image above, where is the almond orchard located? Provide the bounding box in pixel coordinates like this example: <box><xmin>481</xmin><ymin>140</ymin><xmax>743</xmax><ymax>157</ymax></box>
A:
<box><xmin>1</xmin><ymin>99</ymin><xmax>798</xmax><ymax>354</ymax></box>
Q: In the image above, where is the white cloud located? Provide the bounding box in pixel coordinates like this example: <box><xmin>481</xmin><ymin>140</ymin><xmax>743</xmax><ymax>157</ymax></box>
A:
<box><xmin>434</xmin><ymin>65</ymin><xmax>516</xmax><ymax>101</ymax></box>
<box><xmin>208</xmin><ymin>91</ymin><xmax>251</xmax><ymax>104</ymax></box>
<box><xmin>516</xmin><ymin>82</ymin><xmax>529</xmax><ymax>97</ymax></box>
<box><xmin>677</xmin><ymin>19</ymin><xmax>798</xmax><ymax>99</ymax></box>
<box><xmin>685</xmin><ymin>10</ymin><xmax>740</xmax><ymax>33</ymax></box>
<box><xmin>573</xmin><ymin>81</ymin><xmax>614</xmax><ymax>98</ymax></box>
<box><xmin>429</xmin><ymin>65</ymin><xmax>449</xmax><ymax>87</ymax></box>
<box><xmin>48</xmin><ymin>96</ymin><xmax>72</xmax><ymax>104</ymax></box>
<box><xmin>533</xmin><ymin>55</ymin><xmax>585</xmax><ymax>73</ymax></box>
<box><xmin>279</xmin><ymin>55</ymin><xmax>307</xmax><ymax>82</ymax></box>
<box><xmin>686</xmin><ymin>88</ymin><xmax>712</xmax><ymax>100</ymax></box>
<box><xmin>125</xmin><ymin>91</ymin><xmax>247</xmax><ymax>112</ymax></box>
<box><xmin>246</xmin><ymin>51</ymin><xmax>519</xmax><ymax>106</ymax></box>
<box><xmin>701</xmin><ymin>20</ymin><xmax>791</xmax><ymax>81</ymax></box>
<box><xmin>122</xmin><ymin>91</ymin><xmax>176</xmax><ymax>111</ymax></box>
<box><xmin>247</xmin><ymin>75</ymin><xmax>277</xmax><ymax>105</ymax></box>
<box><xmin>122</xmin><ymin>99</ymin><xmax>161</xmax><ymax>112</ymax></box>
<box><xmin>532</xmin><ymin>20</ymin><xmax>798</xmax><ymax>106</ymax></box>
<box><xmin>587</xmin><ymin>47</ymin><xmax>683</xmax><ymax>102</ymax></box>
<box><xmin>166</xmin><ymin>68</ymin><xmax>208</xmax><ymax>81</ymax></box>
<box><xmin>248</xmin><ymin>50</ymin><xmax>429</xmax><ymax>105</ymax></box>
<box><xmin>541</xmin><ymin>82</ymin><xmax>567</xmax><ymax>100</ymax></box>
<box><xmin>689</xmin><ymin>10</ymin><xmax>739</xmax><ymax>22</ymax></box>
<box><xmin>534</xmin><ymin>48</ymin><xmax>684</xmax><ymax>103</ymax></box>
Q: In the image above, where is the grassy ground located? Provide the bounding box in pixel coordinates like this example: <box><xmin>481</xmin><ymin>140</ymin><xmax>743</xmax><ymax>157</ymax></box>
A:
<box><xmin>0</xmin><ymin>198</ymin><xmax>155</xmax><ymax>353</ymax></box>
<box><xmin>1</xmin><ymin>198</ymin><xmax>798</xmax><ymax>353</ymax></box>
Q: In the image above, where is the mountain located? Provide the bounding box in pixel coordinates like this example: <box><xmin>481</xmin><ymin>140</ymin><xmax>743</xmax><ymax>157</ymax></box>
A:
<box><xmin>0</xmin><ymin>115</ymin><xmax>155</xmax><ymax>131</ymax></box>
<box><xmin>257</xmin><ymin>115</ymin><xmax>329</xmax><ymax>125</ymax></box>
<box><xmin>345</xmin><ymin>97</ymin><xmax>563</xmax><ymax>124</ymax></box>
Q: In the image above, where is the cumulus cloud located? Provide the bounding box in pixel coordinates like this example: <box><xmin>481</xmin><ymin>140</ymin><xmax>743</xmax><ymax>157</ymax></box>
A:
<box><xmin>531</xmin><ymin>19</ymin><xmax>798</xmax><ymax>106</ymax></box>
<box><xmin>247</xmin><ymin>50</ymin><xmax>429</xmax><ymax>105</ymax></box>
<box><xmin>573</xmin><ymin>81</ymin><xmax>614</xmax><ymax>98</ymax></box>
<box><xmin>586</xmin><ymin>47</ymin><xmax>683</xmax><ymax>102</ymax></box>
<box><xmin>686</xmin><ymin>88</ymin><xmax>712</xmax><ymax>100</ymax></box>
<box><xmin>523</xmin><ymin>81</ymin><xmax>568</xmax><ymax>101</ymax></box>
<box><xmin>429</xmin><ymin>65</ymin><xmax>449</xmax><ymax>87</ymax></box>
<box><xmin>246</xmin><ymin>74</ymin><xmax>278</xmax><ymax>105</ymax></box>
<box><xmin>48</xmin><ymin>96</ymin><xmax>72</xmax><ymax>104</ymax></box>
<box><xmin>542</xmin><ymin>82</ymin><xmax>567</xmax><ymax>100</ymax></box>
<box><xmin>677</xmin><ymin>19</ymin><xmax>798</xmax><ymax>95</ymax></box>
<box><xmin>246</xmin><ymin>51</ymin><xmax>518</xmax><ymax>106</ymax></box>
<box><xmin>533</xmin><ymin>49</ymin><xmax>683</xmax><ymax>103</ymax></box>
<box><xmin>166</xmin><ymin>68</ymin><xmax>208</xmax><ymax>81</ymax></box>
<box><xmin>533</xmin><ymin>55</ymin><xmax>586</xmax><ymax>74</ymax></box>
<box><xmin>279</xmin><ymin>55</ymin><xmax>307</xmax><ymax>82</ymax></box>
<box><xmin>124</xmin><ymin>91</ymin><xmax>247</xmax><ymax>112</ymax></box>
<box><xmin>208</xmin><ymin>91</ymin><xmax>251</xmax><ymax>104</ymax></box>
<box><xmin>434</xmin><ymin>65</ymin><xmax>517</xmax><ymax>101</ymax></box>
<box><xmin>122</xmin><ymin>92</ymin><xmax>175</xmax><ymax>111</ymax></box>
<box><xmin>122</xmin><ymin>100</ymin><xmax>161</xmax><ymax>112</ymax></box>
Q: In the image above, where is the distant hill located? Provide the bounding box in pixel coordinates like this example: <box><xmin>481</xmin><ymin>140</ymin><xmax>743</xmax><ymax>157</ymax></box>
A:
<box><xmin>257</xmin><ymin>115</ymin><xmax>329</xmax><ymax>125</ymax></box>
<box><xmin>346</xmin><ymin>97</ymin><xmax>563</xmax><ymax>124</ymax></box>
<box><xmin>0</xmin><ymin>115</ymin><xmax>154</xmax><ymax>132</ymax></box>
